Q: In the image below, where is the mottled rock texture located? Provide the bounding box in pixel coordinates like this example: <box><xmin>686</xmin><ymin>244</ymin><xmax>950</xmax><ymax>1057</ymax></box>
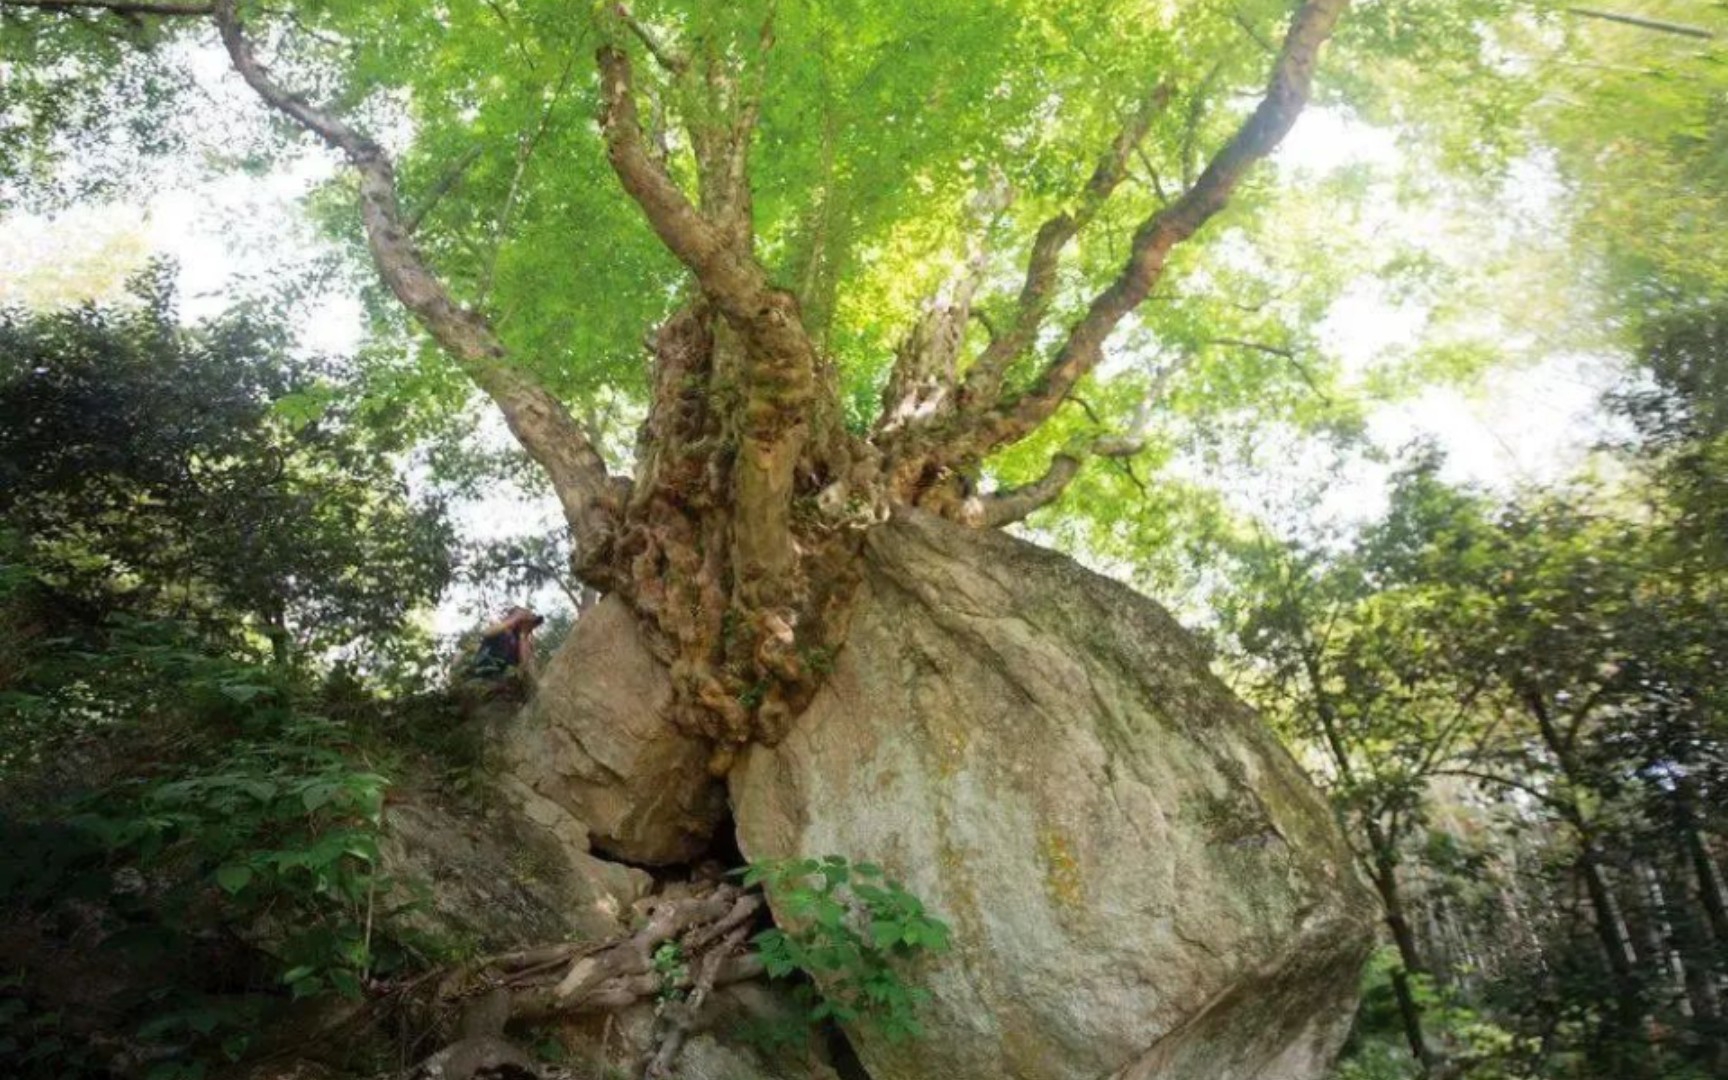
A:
<box><xmin>497</xmin><ymin>595</ymin><xmax>727</xmax><ymax>865</ymax></box>
<box><xmin>552</xmin><ymin>986</ymin><xmax>842</xmax><ymax>1080</ymax></box>
<box><xmin>732</xmin><ymin>510</ymin><xmax>1377</xmax><ymax>1080</ymax></box>
<box><xmin>378</xmin><ymin>789</ymin><xmax>652</xmax><ymax>948</ymax></box>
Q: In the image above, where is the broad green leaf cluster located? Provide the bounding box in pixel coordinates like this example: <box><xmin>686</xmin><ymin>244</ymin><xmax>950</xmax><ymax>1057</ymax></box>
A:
<box><xmin>741</xmin><ymin>855</ymin><xmax>952</xmax><ymax>1043</ymax></box>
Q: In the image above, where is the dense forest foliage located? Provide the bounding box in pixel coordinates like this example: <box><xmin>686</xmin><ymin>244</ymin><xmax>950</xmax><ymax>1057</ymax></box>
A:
<box><xmin>1</xmin><ymin>2</ymin><xmax>1726</xmax><ymax>1079</ymax></box>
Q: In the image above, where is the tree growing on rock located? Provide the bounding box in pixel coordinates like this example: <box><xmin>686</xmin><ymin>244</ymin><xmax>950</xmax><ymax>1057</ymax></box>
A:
<box><xmin>2</xmin><ymin>0</ymin><xmax>1351</xmax><ymax>759</ymax></box>
<box><xmin>2</xmin><ymin>2</ymin><xmax>1430</xmax><ymax>1077</ymax></box>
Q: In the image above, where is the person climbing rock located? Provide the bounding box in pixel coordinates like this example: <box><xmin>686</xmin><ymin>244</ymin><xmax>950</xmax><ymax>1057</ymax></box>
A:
<box><xmin>468</xmin><ymin>605</ymin><xmax>544</xmax><ymax>681</ymax></box>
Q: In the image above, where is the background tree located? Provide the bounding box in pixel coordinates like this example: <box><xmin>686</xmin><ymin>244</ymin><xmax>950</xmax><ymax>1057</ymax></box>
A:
<box><xmin>0</xmin><ymin>264</ymin><xmax>454</xmax><ymax>663</ymax></box>
<box><xmin>1220</xmin><ymin>437</ymin><xmax>1728</xmax><ymax>1077</ymax></box>
<box><xmin>1219</xmin><ymin>452</ymin><xmax>1498</xmax><ymax>1073</ymax></box>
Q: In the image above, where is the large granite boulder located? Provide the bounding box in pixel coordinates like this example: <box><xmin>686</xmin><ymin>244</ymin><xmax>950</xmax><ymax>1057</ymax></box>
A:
<box><xmin>498</xmin><ymin>596</ymin><xmax>727</xmax><ymax>865</ymax></box>
<box><xmin>732</xmin><ymin>510</ymin><xmax>1378</xmax><ymax>1080</ymax></box>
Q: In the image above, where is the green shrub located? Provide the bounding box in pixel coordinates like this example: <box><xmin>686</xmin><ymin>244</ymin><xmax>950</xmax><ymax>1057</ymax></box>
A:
<box><xmin>0</xmin><ymin>617</ymin><xmax>428</xmax><ymax>1077</ymax></box>
<box><xmin>740</xmin><ymin>856</ymin><xmax>951</xmax><ymax>1044</ymax></box>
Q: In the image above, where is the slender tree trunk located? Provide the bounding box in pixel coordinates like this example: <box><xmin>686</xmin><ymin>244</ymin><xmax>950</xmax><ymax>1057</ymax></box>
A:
<box><xmin>1370</xmin><ymin>838</ymin><xmax>1438</xmax><ymax>1072</ymax></box>
<box><xmin>1300</xmin><ymin>648</ymin><xmax>1436</xmax><ymax>1072</ymax></box>
<box><xmin>1522</xmin><ymin>688</ymin><xmax>1647</xmax><ymax>1060</ymax></box>
<box><xmin>1674</xmin><ymin>786</ymin><xmax>1728</xmax><ymax>1068</ymax></box>
<box><xmin>1635</xmin><ymin>859</ymin><xmax>1689</xmax><ymax>1014</ymax></box>
<box><xmin>1677</xmin><ymin>783</ymin><xmax>1728</xmax><ymax>952</ymax></box>
<box><xmin>263</xmin><ymin>596</ymin><xmax>292</xmax><ymax>667</ymax></box>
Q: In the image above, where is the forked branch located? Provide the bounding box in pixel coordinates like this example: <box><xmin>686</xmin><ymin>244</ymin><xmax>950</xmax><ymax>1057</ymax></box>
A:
<box><xmin>5</xmin><ymin>0</ymin><xmax>626</xmax><ymax>571</ymax></box>
<box><xmin>8</xmin><ymin>0</ymin><xmax>628</xmax><ymax>563</ymax></box>
<box><xmin>209</xmin><ymin>0</ymin><xmax>623</xmax><ymax>569</ymax></box>
<box><xmin>595</xmin><ymin>42</ymin><xmax>813</xmax><ymax>376</ymax></box>
<box><xmin>955</xmin><ymin>82</ymin><xmax>1173</xmax><ymax>413</ymax></box>
<box><xmin>598</xmin><ymin>37</ymin><xmax>821</xmax><ymax>598</ymax></box>
<box><xmin>970</xmin><ymin>434</ymin><xmax>1144</xmax><ymax>528</ymax></box>
<box><xmin>965</xmin><ymin>0</ymin><xmax>1351</xmax><ymax>456</ymax></box>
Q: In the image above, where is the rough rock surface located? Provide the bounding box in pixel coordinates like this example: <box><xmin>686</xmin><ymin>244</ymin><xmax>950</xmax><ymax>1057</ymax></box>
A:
<box><xmin>732</xmin><ymin>510</ymin><xmax>1378</xmax><ymax>1080</ymax></box>
<box><xmin>553</xmin><ymin>986</ymin><xmax>842</xmax><ymax>1080</ymax></box>
<box><xmin>498</xmin><ymin>595</ymin><xmax>727</xmax><ymax>865</ymax></box>
<box><xmin>378</xmin><ymin>789</ymin><xmax>653</xmax><ymax>948</ymax></box>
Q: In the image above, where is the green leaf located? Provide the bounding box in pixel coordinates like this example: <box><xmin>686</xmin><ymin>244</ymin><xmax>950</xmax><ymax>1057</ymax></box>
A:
<box><xmin>871</xmin><ymin>920</ymin><xmax>903</xmax><ymax>949</ymax></box>
<box><xmin>214</xmin><ymin>864</ymin><xmax>253</xmax><ymax>895</ymax></box>
<box><xmin>219</xmin><ymin>683</ymin><xmax>269</xmax><ymax>704</ymax></box>
<box><xmin>328</xmin><ymin>968</ymin><xmax>363</xmax><ymax>999</ymax></box>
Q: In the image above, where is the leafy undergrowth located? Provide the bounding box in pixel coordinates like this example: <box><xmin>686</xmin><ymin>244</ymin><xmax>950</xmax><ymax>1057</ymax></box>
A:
<box><xmin>0</xmin><ymin>614</ymin><xmax>458</xmax><ymax>1079</ymax></box>
<box><xmin>743</xmin><ymin>856</ymin><xmax>952</xmax><ymax>1046</ymax></box>
<box><xmin>0</xmin><ymin>601</ymin><xmax>955</xmax><ymax>1079</ymax></box>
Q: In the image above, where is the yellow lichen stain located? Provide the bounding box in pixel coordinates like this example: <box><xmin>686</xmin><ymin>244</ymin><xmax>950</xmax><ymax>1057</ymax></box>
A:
<box><xmin>999</xmin><ymin>1015</ymin><xmax>1057</xmax><ymax>1078</ymax></box>
<box><xmin>1039</xmin><ymin>830</ymin><xmax>1085</xmax><ymax>911</ymax></box>
<box><xmin>921</xmin><ymin>719</ymin><xmax>970</xmax><ymax>779</ymax></box>
<box><xmin>937</xmin><ymin>837</ymin><xmax>982</xmax><ymax>928</ymax></box>
<box><xmin>938</xmin><ymin>727</ymin><xmax>970</xmax><ymax>777</ymax></box>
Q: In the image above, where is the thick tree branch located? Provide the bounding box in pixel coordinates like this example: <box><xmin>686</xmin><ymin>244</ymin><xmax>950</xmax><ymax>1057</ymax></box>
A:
<box><xmin>598</xmin><ymin>39</ymin><xmax>820</xmax><ymax>599</ymax></box>
<box><xmin>595</xmin><ymin>44</ymin><xmax>799</xmax><ymax>351</ymax></box>
<box><xmin>967</xmin><ymin>0</ymin><xmax>1350</xmax><ymax>456</ymax></box>
<box><xmin>0</xmin><ymin>0</ymin><xmax>211</xmax><ymax>14</ymax></box>
<box><xmin>969</xmin><ymin>434</ymin><xmax>1143</xmax><ymax>528</ymax></box>
<box><xmin>878</xmin><ymin>183</ymin><xmax>1010</xmax><ymax>435</ymax></box>
<box><xmin>208</xmin><ymin>1</ymin><xmax>622</xmax><ymax>571</ymax></box>
<box><xmin>1567</xmin><ymin>6</ymin><xmax>1715</xmax><ymax>40</ymax></box>
<box><xmin>956</xmin><ymin>82</ymin><xmax>1172</xmax><ymax>413</ymax></box>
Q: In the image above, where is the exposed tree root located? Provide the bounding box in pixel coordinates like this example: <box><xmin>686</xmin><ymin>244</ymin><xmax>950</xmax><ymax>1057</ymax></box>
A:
<box><xmin>402</xmin><ymin>883</ymin><xmax>766</xmax><ymax>1080</ymax></box>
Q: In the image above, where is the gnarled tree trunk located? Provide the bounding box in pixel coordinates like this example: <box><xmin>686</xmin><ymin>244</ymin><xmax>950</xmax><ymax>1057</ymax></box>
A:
<box><xmin>88</xmin><ymin>0</ymin><xmax>1351</xmax><ymax>773</ymax></box>
<box><xmin>20</xmin><ymin>2</ymin><xmax>1369</xmax><ymax>1077</ymax></box>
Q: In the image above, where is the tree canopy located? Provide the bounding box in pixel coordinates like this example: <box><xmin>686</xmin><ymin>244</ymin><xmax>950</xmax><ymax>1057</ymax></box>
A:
<box><xmin>5</xmin><ymin>2</ymin><xmax>1728</xmax><ymax>1079</ymax></box>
